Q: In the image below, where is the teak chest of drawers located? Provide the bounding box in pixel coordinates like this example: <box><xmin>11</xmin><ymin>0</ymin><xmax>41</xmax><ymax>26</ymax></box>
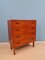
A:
<box><xmin>7</xmin><ymin>19</ymin><xmax>36</xmax><ymax>55</ymax></box>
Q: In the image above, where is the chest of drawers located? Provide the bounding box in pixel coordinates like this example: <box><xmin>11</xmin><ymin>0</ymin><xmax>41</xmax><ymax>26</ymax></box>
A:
<box><xmin>7</xmin><ymin>19</ymin><xmax>36</xmax><ymax>55</ymax></box>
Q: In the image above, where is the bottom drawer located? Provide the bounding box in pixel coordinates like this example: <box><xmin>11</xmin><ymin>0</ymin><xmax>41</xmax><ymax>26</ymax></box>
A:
<box><xmin>13</xmin><ymin>40</ymin><xmax>26</xmax><ymax>48</ymax></box>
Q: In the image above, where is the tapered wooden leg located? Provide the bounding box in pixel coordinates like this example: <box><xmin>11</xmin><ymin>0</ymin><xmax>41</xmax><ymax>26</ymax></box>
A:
<box><xmin>33</xmin><ymin>41</ymin><xmax>34</xmax><ymax>47</ymax></box>
<box><xmin>10</xmin><ymin>45</ymin><xmax>12</xmax><ymax>49</ymax></box>
<box><xmin>10</xmin><ymin>41</ymin><xmax>12</xmax><ymax>49</ymax></box>
<box><xmin>13</xmin><ymin>49</ymin><xmax>16</xmax><ymax>55</ymax></box>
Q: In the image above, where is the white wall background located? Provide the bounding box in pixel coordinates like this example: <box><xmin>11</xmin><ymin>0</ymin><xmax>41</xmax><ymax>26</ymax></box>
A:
<box><xmin>0</xmin><ymin>0</ymin><xmax>45</xmax><ymax>42</ymax></box>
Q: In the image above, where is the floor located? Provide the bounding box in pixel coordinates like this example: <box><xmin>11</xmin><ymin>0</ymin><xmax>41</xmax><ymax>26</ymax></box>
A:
<box><xmin>0</xmin><ymin>41</ymin><xmax>45</xmax><ymax>60</ymax></box>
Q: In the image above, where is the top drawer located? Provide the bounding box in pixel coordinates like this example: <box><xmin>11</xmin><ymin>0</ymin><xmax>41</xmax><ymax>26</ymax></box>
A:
<box><xmin>8</xmin><ymin>20</ymin><xmax>36</xmax><ymax>28</ymax></box>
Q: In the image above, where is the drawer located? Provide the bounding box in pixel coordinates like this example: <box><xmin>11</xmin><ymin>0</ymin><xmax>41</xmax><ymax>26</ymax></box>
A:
<box><xmin>12</xmin><ymin>35</ymin><xmax>25</xmax><ymax>41</ymax></box>
<box><xmin>13</xmin><ymin>39</ymin><xmax>27</xmax><ymax>48</ymax></box>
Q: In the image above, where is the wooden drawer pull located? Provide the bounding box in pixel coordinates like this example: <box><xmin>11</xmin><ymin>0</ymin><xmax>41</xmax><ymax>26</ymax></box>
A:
<box><xmin>16</xmin><ymin>22</ymin><xmax>19</xmax><ymax>24</ymax></box>
<box><xmin>32</xmin><ymin>22</ymin><xmax>34</xmax><ymax>24</ymax></box>
<box><xmin>16</xmin><ymin>29</ymin><xmax>20</xmax><ymax>31</ymax></box>
<box><xmin>16</xmin><ymin>36</ymin><xmax>20</xmax><ymax>37</ymax></box>
<box><xmin>32</xmin><ymin>27</ymin><xmax>34</xmax><ymax>29</ymax></box>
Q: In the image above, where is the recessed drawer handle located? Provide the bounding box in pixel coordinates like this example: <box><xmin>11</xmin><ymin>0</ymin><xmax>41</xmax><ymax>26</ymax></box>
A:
<box><xmin>16</xmin><ymin>29</ymin><xmax>20</xmax><ymax>31</ymax></box>
<box><xmin>32</xmin><ymin>27</ymin><xmax>34</xmax><ymax>29</ymax></box>
<box><xmin>16</xmin><ymin>22</ymin><xmax>19</xmax><ymax>24</ymax></box>
<box><xmin>32</xmin><ymin>22</ymin><xmax>34</xmax><ymax>24</ymax></box>
<box><xmin>16</xmin><ymin>36</ymin><xmax>20</xmax><ymax>37</ymax></box>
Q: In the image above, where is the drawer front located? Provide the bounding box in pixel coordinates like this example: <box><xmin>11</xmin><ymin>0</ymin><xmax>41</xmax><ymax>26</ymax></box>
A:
<box><xmin>12</xmin><ymin>33</ymin><xmax>36</xmax><ymax>42</ymax></box>
<box><xmin>12</xmin><ymin>35</ymin><xmax>25</xmax><ymax>41</ymax></box>
<box><xmin>13</xmin><ymin>39</ymin><xmax>27</xmax><ymax>48</ymax></box>
<box><xmin>9</xmin><ymin>20</ymin><xmax>36</xmax><ymax>28</ymax></box>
